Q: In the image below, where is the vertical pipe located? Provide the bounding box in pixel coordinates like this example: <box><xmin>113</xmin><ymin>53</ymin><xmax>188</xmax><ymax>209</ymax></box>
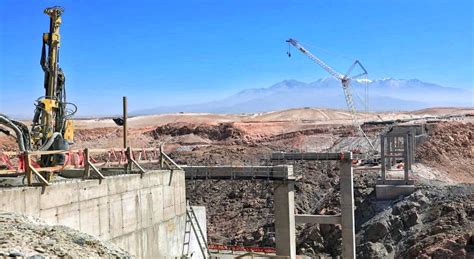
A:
<box><xmin>123</xmin><ymin>96</ymin><xmax>128</xmax><ymax>149</ymax></box>
<box><xmin>341</xmin><ymin>152</ymin><xmax>355</xmax><ymax>258</ymax></box>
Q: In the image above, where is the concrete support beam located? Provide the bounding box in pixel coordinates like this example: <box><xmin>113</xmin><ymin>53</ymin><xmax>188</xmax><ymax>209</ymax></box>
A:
<box><xmin>295</xmin><ymin>214</ymin><xmax>341</xmax><ymax>225</ymax></box>
<box><xmin>184</xmin><ymin>165</ymin><xmax>296</xmax><ymax>257</ymax></box>
<box><xmin>375</xmin><ymin>185</ymin><xmax>415</xmax><ymax>200</ymax></box>
<box><xmin>272</xmin><ymin>151</ymin><xmax>355</xmax><ymax>258</ymax></box>
<box><xmin>274</xmin><ymin>180</ymin><xmax>296</xmax><ymax>258</ymax></box>
<box><xmin>340</xmin><ymin>157</ymin><xmax>355</xmax><ymax>259</ymax></box>
<box><xmin>183</xmin><ymin>165</ymin><xmax>294</xmax><ymax>181</ymax></box>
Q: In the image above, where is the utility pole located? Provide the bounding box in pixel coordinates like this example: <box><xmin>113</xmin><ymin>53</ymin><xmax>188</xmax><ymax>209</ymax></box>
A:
<box><xmin>123</xmin><ymin>96</ymin><xmax>128</xmax><ymax>149</ymax></box>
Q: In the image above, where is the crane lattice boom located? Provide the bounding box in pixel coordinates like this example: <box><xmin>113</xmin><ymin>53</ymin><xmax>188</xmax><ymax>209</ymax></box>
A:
<box><xmin>286</xmin><ymin>38</ymin><xmax>375</xmax><ymax>151</ymax></box>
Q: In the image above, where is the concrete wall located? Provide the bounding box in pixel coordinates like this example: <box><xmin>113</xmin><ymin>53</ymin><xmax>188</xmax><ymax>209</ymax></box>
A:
<box><xmin>0</xmin><ymin>170</ymin><xmax>186</xmax><ymax>258</ymax></box>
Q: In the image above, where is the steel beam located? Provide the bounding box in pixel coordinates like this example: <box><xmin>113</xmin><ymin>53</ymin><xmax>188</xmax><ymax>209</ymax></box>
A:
<box><xmin>271</xmin><ymin>152</ymin><xmax>352</xmax><ymax>161</ymax></box>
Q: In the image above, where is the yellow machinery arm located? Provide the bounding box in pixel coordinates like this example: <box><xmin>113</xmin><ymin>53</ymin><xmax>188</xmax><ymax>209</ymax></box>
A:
<box><xmin>30</xmin><ymin>6</ymin><xmax>77</xmax><ymax>166</ymax></box>
<box><xmin>43</xmin><ymin>7</ymin><xmax>62</xmax><ymax>98</ymax></box>
<box><xmin>0</xmin><ymin>6</ymin><xmax>77</xmax><ymax>173</ymax></box>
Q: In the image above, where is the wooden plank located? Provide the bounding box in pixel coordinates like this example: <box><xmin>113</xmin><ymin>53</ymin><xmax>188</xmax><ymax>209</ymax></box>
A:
<box><xmin>30</xmin><ymin>167</ymin><xmax>50</xmax><ymax>186</ymax></box>
<box><xmin>161</xmin><ymin>152</ymin><xmax>182</xmax><ymax>170</ymax></box>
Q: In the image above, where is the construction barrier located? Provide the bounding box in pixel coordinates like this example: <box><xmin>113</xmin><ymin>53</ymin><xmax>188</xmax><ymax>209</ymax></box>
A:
<box><xmin>0</xmin><ymin>146</ymin><xmax>180</xmax><ymax>186</ymax></box>
<box><xmin>208</xmin><ymin>244</ymin><xmax>276</xmax><ymax>254</ymax></box>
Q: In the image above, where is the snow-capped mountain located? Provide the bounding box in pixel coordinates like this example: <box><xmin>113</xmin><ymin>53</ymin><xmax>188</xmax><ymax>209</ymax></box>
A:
<box><xmin>134</xmin><ymin>78</ymin><xmax>473</xmax><ymax>114</ymax></box>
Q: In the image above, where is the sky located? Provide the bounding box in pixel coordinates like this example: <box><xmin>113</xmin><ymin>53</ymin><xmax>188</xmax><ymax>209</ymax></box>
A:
<box><xmin>0</xmin><ymin>0</ymin><xmax>472</xmax><ymax>117</ymax></box>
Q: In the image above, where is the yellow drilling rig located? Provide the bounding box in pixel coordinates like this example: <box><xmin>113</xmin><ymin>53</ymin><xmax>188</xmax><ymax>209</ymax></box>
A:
<box><xmin>0</xmin><ymin>6</ymin><xmax>76</xmax><ymax>166</ymax></box>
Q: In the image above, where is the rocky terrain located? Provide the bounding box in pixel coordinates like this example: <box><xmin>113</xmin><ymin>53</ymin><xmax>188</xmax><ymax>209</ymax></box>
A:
<box><xmin>0</xmin><ymin>107</ymin><xmax>473</xmax><ymax>257</ymax></box>
<box><xmin>175</xmin><ymin>144</ymin><xmax>473</xmax><ymax>258</ymax></box>
<box><xmin>157</xmin><ymin>112</ymin><xmax>472</xmax><ymax>257</ymax></box>
<box><xmin>0</xmin><ymin>211</ymin><xmax>130</xmax><ymax>258</ymax></box>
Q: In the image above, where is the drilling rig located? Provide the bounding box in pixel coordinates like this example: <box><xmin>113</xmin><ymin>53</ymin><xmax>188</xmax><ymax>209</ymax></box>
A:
<box><xmin>286</xmin><ymin>38</ymin><xmax>376</xmax><ymax>153</ymax></box>
<box><xmin>0</xmin><ymin>6</ymin><xmax>76</xmax><ymax>166</ymax></box>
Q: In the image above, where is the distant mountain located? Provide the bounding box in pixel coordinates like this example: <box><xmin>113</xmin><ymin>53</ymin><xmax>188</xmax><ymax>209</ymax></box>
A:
<box><xmin>134</xmin><ymin>78</ymin><xmax>473</xmax><ymax>115</ymax></box>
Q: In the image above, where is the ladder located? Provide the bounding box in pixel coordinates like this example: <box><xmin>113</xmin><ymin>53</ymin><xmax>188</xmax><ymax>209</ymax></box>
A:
<box><xmin>182</xmin><ymin>205</ymin><xmax>209</xmax><ymax>258</ymax></box>
<box><xmin>182</xmin><ymin>208</ymin><xmax>192</xmax><ymax>257</ymax></box>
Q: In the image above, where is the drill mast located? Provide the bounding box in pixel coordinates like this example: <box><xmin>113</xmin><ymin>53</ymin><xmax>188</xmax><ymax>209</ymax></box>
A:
<box><xmin>31</xmin><ymin>6</ymin><xmax>76</xmax><ymax>157</ymax></box>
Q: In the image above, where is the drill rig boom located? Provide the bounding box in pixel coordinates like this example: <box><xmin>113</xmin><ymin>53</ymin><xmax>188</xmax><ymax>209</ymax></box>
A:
<box><xmin>31</xmin><ymin>6</ymin><xmax>76</xmax><ymax>158</ymax></box>
<box><xmin>0</xmin><ymin>6</ymin><xmax>76</xmax><ymax>166</ymax></box>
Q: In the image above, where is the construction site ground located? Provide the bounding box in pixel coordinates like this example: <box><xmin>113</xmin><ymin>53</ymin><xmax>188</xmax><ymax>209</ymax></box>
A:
<box><xmin>0</xmin><ymin>211</ymin><xmax>130</xmax><ymax>258</ymax></box>
<box><xmin>0</xmin><ymin>107</ymin><xmax>473</xmax><ymax>258</ymax></box>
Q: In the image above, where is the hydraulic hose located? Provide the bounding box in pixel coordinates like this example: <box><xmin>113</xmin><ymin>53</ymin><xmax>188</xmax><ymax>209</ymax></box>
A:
<box><xmin>0</xmin><ymin>114</ymin><xmax>27</xmax><ymax>152</ymax></box>
<box><xmin>38</xmin><ymin>132</ymin><xmax>61</xmax><ymax>151</ymax></box>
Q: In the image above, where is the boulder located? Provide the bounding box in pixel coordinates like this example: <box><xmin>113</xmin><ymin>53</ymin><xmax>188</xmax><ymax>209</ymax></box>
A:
<box><xmin>365</xmin><ymin>221</ymin><xmax>389</xmax><ymax>242</ymax></box>
<box><xmin>402</xmin><ymin>209</ymin><xmax>420</xmax><ymax>227</ymax></box>
<box><xmin>357</xmin><ymin>242</ymin><xmax>389</xmax><ymax>259</ymax></box>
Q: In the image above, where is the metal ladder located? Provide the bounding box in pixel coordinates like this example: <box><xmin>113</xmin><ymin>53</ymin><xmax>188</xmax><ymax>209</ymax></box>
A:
<box><xmin>182</xmin><ymin>209</ymin><xmax>192</xmax><ymax>257</ymax></box>
<box><xmin>182</xmin><ymin>205</ymin><xmax>209</xmax><ymax>258</ymax></box>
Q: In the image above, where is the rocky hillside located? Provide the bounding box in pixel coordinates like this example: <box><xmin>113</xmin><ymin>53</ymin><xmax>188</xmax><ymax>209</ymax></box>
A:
<box><xmin>417</xmin><ymin>122</ymin><xmax>474</xmax><ymax>183</ymax></box>
<box><xmin>168</xmin><ymin>121</ymin><xmax>474</xmax><ymax>258</ymax></box>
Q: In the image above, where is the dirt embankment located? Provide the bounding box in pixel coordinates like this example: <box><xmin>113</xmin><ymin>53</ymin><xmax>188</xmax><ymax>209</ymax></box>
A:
<box><xmin>150</xmin><ymin>123</ymin><xmax>245</xmax><ymax>142</ymax></box>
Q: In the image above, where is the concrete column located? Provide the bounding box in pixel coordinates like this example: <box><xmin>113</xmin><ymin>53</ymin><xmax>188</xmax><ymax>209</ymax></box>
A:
<box><xmin>386</xmin><ymin>136</ymin><xmax>391</xmax><ymax>167</ymax></box>
<box><xmin>403</xmin><ymin>135</ymin><xmax>409</xmax><ymax>182</ymax></box>
<box><xmin>274</xmin><ymin>179</ymin><xmax>296</xmax><ymax>258</ymax></box>
<box><xmin>380</xmin><ymin>135</ymin><xmax>385</xmax><ymax>182</ymax></box>
<box><xmin>340</xmin><ymin>156</ymin><xmax>355</xmax><ymax>259</ymax></box>
<box><xmin>409</xmin><ymin>131</ymin><xmax>415</xmax><ymax>169</ymax></box>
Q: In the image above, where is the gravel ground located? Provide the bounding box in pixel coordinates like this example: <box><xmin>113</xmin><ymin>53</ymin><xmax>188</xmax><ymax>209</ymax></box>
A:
<box><xmin>0</xmin><ymin>211</ymin><xmax>130</xmax><ymax>258</ymax></box>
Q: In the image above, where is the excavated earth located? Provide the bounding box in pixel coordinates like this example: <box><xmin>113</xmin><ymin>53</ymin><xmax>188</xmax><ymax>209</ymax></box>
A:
<box><xmin>0</xmin><ymin>108</ymin><xmax>473</xmax><ymax>258</ymax></box>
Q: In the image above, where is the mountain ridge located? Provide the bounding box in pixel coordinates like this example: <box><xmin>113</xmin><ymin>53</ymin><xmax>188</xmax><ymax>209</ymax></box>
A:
<box><xmin>134</xmin><ymin>78</ymin><xmax>473</xmax><ymax>115</ymax></box>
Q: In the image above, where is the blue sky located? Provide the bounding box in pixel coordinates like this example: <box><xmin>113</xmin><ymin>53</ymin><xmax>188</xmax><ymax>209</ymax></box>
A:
<box><xmin>0</xmin><ymin>0</ymin><xmax>472</xmax><ymax>116</ymax></box>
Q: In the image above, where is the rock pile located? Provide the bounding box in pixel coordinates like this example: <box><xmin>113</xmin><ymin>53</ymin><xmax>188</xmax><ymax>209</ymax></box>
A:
<box><xmin>0</xmin><ymin>211</ymin><xmax>130</xmax><ymax>258</ymax></box>
<box><xmin>357</xmin><ymin>187</ymin><xmax>473</xmax><ymax>258</ymax></box>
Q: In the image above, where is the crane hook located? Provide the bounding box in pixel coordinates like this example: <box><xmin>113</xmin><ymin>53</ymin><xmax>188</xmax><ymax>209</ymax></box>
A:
<box><xmin>287</xmin><ymin>43</ymin><xmax>292</xmax><ymax>57</ymax></box>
